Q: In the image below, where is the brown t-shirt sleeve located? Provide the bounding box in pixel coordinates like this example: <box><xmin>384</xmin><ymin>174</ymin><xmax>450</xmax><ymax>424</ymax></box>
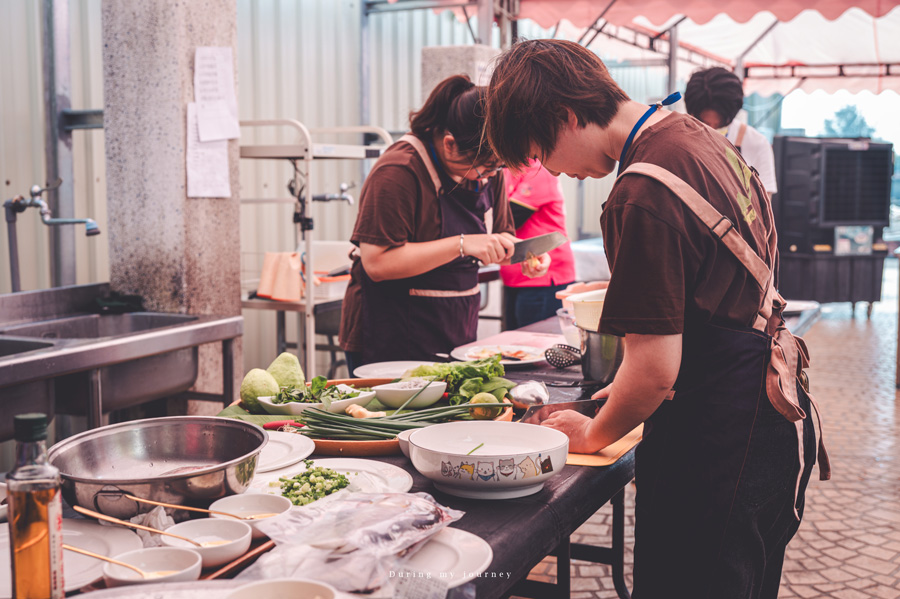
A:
<box><xmin>490</xmin><ymin>171</ymin><xmax>515</xmax><ymax>235</ymax></box>
<box><xmin>600</xmin><ymin>196</ymin><xmax>700</xmax><ymax>337</ymax></box>
<box><xmin>351</xmin><ymin>164</ymin><xmax>420</xmax><ymax>247</ymax></box>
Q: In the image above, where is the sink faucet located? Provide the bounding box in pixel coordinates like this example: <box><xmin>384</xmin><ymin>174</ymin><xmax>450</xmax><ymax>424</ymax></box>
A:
<box><xmin>11</xmin><ymin>180</ymin><xmax>101</xmax><ymax>236</ymax></box>
<box><xmin>4</xmin><ymin>178</ymin><xmax>102</xmax><ymax>292</ymax></box>
<box><xmin>312</xmin><ymin>182</ymin><xmax>355</xmax><ymax>205</ymax></box>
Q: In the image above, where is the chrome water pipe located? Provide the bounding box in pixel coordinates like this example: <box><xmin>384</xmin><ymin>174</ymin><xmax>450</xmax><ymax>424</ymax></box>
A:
<box><xmin>4</xmin><ymin>179</ymin><xmax>100</xmax><ymax>292</ymax></box>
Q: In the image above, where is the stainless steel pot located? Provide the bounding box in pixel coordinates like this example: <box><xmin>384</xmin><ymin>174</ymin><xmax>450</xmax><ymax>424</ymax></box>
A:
<box><xmin>48</xmin><ymin>416</ymin><xmax>267</xmax><ymax>521</ymax></box>
<box><xmin>579</xmin><ymin>326</ymin><xmax>624</xmax><ymax>384</ymax></box>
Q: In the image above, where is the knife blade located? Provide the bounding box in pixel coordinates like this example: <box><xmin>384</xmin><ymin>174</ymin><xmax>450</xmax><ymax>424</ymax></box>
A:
<box><xmin>519</xmin><ymin>398</ymin><xmax>604</xmax><ymax>425</ymax></box>
<box><xmin>510</xmin><ymin>232</ymin><xmax>568</xmax><ymax>265</ymax></box>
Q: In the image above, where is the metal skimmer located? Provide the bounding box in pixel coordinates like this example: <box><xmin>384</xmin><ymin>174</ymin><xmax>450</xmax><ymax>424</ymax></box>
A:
<box><xmin>544</xmin><ymin>344</ymin><xmax>581</xmax><ymax>369</ymax></box>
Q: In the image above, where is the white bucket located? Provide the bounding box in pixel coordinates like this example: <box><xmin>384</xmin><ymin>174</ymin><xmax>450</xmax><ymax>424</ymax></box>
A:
<box><xmin>567</xmin><ymin>289</ymin><xmax>607</xmax><ymax>333</ymax></box>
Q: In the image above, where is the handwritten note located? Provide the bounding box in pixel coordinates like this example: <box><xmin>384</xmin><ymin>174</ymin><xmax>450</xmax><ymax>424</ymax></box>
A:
<box><xmin>194</xmin><ymin>47</ymin><xmax>240</xmax><ymax>141</ymax></box>
<box><xmin>186</xmin><ymin>102</ymin><xmax>231</xmax><ymax>198</ymax></box>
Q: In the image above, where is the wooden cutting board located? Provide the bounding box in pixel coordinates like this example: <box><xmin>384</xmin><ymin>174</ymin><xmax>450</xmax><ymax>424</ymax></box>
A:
<box><xmin>565</xmin><ymin>424</ymin><xmax>643</xmax><ymax>467</ymax></box>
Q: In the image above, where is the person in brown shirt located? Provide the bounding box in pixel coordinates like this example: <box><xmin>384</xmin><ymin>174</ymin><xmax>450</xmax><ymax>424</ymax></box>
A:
<box><xmin>340</xmin><ymin>75</ymin><xmax>549</xmax><ymax>371</ymax></box>
<box><xmin>484</xmin><ymin>40</ymin><xmax>820</xmax><ymax>599</ymax></box>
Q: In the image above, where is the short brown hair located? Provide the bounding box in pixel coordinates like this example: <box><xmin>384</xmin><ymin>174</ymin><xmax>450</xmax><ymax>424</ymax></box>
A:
<box><xmin>484</xmin><ymin>39</ymin><xmax>630</xmax><ymax>169</ymax></box>
<box><xmin>684</xmin><ymin>67</ymin><xmax>744</xmax><ymax>127</ymax></box>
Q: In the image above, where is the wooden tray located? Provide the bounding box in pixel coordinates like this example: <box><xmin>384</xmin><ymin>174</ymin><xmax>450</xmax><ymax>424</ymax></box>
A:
<box><xmin>203</xmin><ymin>539</ymin><xmax>276</xmax><ymax>580</ymax></box>
<box><xmin>230</xmin><ymin>377</ymin><xmax>513</xmax><ymax>456</ymax></box>
<box><xmin>313</xmin><ymin>437</ymin><xmax>402</xmax><ymax>456</ymax></box>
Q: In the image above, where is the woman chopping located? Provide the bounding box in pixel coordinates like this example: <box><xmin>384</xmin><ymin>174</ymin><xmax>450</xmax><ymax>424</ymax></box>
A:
<box><xmin>339</xmin><ymin>74</ymin><xmax>550</xmax><ymax>372</ymax></box>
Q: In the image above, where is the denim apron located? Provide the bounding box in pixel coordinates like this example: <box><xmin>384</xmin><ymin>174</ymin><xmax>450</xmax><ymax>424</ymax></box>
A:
<box><xmin>618</xmin><ymin>163</ymin><xmax>830</xmax><ymax>599</ymax></box>
<box><xmin>360</xmin><ymin>135</ymin><xmax>492</xmax><ymax>364</ymax></box>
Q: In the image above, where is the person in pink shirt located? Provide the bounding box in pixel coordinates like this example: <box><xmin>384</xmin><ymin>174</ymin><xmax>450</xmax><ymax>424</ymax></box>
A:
<box><xmin>500</xmin><ymin>159</ymin><xmax>576</xmax><ymax>328</ymax></box>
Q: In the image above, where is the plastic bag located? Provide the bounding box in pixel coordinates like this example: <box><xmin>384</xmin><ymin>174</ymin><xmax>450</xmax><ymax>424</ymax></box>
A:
<box><xmin>242</xmin><ymin>492</ymin><xmax>463</xmax><ymax>594</ymax></box>
<box><xmin>97</xmin><ymin>505</ymin><xmax>175</xmax><ymax>547</ymax></box>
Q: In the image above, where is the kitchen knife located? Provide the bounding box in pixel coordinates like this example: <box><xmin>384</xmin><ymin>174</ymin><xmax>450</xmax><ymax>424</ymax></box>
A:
<box><xmin>519</xmin><ymin>398</ymin><xmax>604</xmax><ymax>425</ymax></box>
<box><xmin>510</xmin><ymin>232</ymin><xmax>568</xmax><ymax>264</ymax></box>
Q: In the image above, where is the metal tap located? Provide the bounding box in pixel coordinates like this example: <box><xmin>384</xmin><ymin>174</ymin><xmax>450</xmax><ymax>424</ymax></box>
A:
<box><xmin>312</xmin><ymin>182</ymin><xmax>355</xmax><ymax>205</ymax></box>
<box><xmin>4</xmin><ymin>178</ymin><xmax>101</xmax><ymax>292</ymax></box>
<box><xmin>6</xmin><ymin>179</ymin><xmax>101</xmax><ymax>236</ymax></box>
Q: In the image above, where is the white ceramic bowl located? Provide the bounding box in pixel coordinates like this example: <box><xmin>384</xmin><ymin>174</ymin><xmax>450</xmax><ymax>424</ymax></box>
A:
<box><xmin>209</xmin><ymin>493</ymin><xmax>292</xmax><ymax>540</ymax></box>
<box><xmin>102</xmin><ymin>547</ymin><xmax>202</xmax><ymax>587</ymax></box>
<box><xmin>373</xmin><ymin>380</ymin><xmax>447</xmax><ymax>409</ymax></box>
<box><xmin>160</xmin><ymin>518</ymin><xmax>252</xmax><ymax>568</ymax></box>
<box><xmin>397</xmin><ymin>429</ymin><xmax>413</xmax><ymax>458</ymax></box>
<box><xmin>256</xmin><ymin>385</ymin><xmax>376</xmax><ymax>416</ymax></box>
<box><xmin>408</xmin><ymin>421</ymin><xmax>569</xmax><ymax>500</ymax></box>
<box><xmin>225</xmin><ymin>578</ymin><xmax>337</xmax><ymax>599</ymax></box>
<box><xmin>0</xmin><ymin>482</ymin><xmax>7</xmax><ymax>522</ymax></box>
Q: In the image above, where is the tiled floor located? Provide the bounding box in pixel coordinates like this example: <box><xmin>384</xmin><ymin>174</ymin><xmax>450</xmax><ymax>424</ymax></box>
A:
<box><xmin>519</xmin><ymin>259</ymin><xmax>900</xmax><ymax>599</ymax></box>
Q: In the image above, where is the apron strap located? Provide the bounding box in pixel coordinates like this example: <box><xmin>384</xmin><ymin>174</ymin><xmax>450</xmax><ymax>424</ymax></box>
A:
<box><xmin>399</xmin><ymin>134</ymin><xmax>442</xmax><ymax>196</ymax></box>
<box><xmin>621</xmin><ymin>162</ymin><xmax>773</xmax><ymax>329</ymax></box>
<box><xmin>409</xmin><ymin>285</ymin><xmax>480</xmax><ymax>298</ymax></box>
<box><xmin>399</xmin><ymin>134</ymin><xmax>496</xmax><ymax>237</ymax></box>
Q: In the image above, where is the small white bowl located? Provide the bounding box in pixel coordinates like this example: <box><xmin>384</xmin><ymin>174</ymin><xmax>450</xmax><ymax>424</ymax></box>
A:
<box><xmin>397</xmin><ymin>429</ymin><xmax>413</xmax><ymax>458</ymax></box>
<box><xmin>102</xmin><ymin>547</ymin><xmax>202</xmax><ymax>587</ymax></box>
<box><xmin>373</xmin><ymin>380</ymin><xmax>447</xmax><ymax>409</ymax></box>
<box><xmin>0</xmin><ymin>482</ymin><xmax>7</xmax><ymax>522</ymax></box>
<box><xmin>209</xmin><ymin>493</ymin><xmax>292</xmax><ymax>540</ymax></box>
<box><xmin>225</xmin><ymin>578</ymin><xmax>337</xmax><ymax>599</ymax></box>
<box><xmin>408</xmin><ymin>420</ymin><xmax>569</xmax><ymax>500</ymax></box>
<box><xmin>256</xmin><ymin>385</ymin><xmax>376</xmax><ymax>415</ymax></box>
<box><xmin>160</xmin><ymin>518</ymin><xmax>252</xmax><ymax>568</ymax></box>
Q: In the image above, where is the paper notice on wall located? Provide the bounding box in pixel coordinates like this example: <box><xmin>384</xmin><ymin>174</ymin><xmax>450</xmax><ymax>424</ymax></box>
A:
<box><xmin>194</xmin><ymin>46</ymin><xmax>240</xmax><ymax>141</ymax></box>
<box><xmin>186</xmin><ymin>102</ymin><xmax>231</xmax><ymax>198</ymax></box>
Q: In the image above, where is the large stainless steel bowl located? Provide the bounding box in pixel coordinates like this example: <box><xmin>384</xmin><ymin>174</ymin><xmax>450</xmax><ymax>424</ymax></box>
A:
<box><xmin>48</xmin><ymin>416</ymin><xmax>267</xmax><ymax>521</ymax></box>
<box><xmin>579</xmin><ymin>327</ymin><xmax>624</xmax><ymax>384</ymax></box>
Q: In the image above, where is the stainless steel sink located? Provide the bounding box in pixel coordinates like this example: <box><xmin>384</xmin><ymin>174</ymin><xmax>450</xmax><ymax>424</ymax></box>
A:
<box><xmin>0</xmin><ymin>284</ymin><xmax>243</xmax><ymax>442</ymax></box>
<box><xmin>0</xmin><ymin>313</ymin><xmax>198</xmax><ymax>339</ymax></box>
<box><xmin>0</xmin><ymin>313</ymin><xmax>200</xmax><ymax>418</ymax></box>
<box><xmin>0</xmin><ymin>337</ymin><xmax>55</xmax><ymax>357</ymax></box>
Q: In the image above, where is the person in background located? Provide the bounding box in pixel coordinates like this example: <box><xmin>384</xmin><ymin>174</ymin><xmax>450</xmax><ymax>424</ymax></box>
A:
<box><xmin>339</xmin><ymin>74</ymin><xmax>550</xmax><ymax>373</ymax></box>
<box><xmin>684</xmin><ymin>66</ymin><xmax>778</xmax><ymax>194</ymax></box>
<box><xmin>484</xmin><ymin>39</ymin><xmax>827</xmax><ymax>599</ymax></box>
<box><xmin>499</xmin><ymin>160</ymin><xmax>575</xmax><ymax>329</ymax></box>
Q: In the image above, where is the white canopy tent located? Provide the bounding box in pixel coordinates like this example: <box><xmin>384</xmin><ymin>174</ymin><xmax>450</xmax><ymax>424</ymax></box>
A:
<box><xmin>397</xmin><ymin>0</ymin><xmax>900</xmax><ymax>95</ymax></box>
<box><xmin>515</xmin><ymin>0</ymin><xmax>900</xmax><ymax>95</ymax></box>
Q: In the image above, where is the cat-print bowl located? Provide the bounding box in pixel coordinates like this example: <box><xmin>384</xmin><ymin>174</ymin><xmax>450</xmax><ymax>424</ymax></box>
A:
<box><xmin>407</xmin><ymin>421</ymin><xmax>569</xmax><ymax>500</ymax></box>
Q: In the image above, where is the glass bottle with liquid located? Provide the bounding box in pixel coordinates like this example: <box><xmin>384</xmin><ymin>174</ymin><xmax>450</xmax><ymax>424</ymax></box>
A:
<box><xmin>7</xmin><ymin>413</ymin><xmax>64</xmax><ymax>598</ymax></box>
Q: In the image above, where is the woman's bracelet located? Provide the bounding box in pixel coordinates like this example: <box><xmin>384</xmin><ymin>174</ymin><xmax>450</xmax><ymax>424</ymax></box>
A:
<box><xmin>458</xmin><ymin>233</ymin><xmax>466</xmax><ymax>258</ymax></box>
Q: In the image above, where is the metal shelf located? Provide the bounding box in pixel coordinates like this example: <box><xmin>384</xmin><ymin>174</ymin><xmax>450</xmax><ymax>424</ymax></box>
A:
<box><xmin>238</xmin><ymin>120</ymin><xmax>392</xmax><ymax>377</ymax></box>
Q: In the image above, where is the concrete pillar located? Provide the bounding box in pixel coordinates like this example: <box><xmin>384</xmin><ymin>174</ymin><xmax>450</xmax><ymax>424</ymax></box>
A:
<box><xmin>421</xmin><ymin>45</ymin><xmax>500</xmax><ymax>99</ymax></box>
<box><xmin>101</xmin><ymin>0</ymin><xmax>241</xmax><ymax>406</ymax></box>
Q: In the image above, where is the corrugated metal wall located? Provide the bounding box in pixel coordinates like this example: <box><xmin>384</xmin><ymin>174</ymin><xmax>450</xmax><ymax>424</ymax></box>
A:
<box><xmin>0</xmin><ymin>0</ymin><xmax>107</xmax><ymax>294</ymax></box>
<box><xmin>0</xmin><ymin>0</ymin><xmax>671</xmax><ymax>378</ymax></box>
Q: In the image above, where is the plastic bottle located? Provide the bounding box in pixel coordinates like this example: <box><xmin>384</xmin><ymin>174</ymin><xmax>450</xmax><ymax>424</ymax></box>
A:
<box><xmin>7</xmin><ymin>413</ymin><xmax>64</xmax><ymax>598</ymax></box>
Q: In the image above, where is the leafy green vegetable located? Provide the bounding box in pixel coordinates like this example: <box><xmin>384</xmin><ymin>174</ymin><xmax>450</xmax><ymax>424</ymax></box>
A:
<box><xmin>405</xmin><ymin>356</ymin><xmax>514</xmax><ymax>405</ymax></box>
<box><xmin>273</xmin><ymin>376</ymin><xmax>361</xmax><ymax>405</ymax></box>
<box><xmin>275</xmin><ymin>459</ymin><xmax>351</xmax><ymax>505</ymax></box>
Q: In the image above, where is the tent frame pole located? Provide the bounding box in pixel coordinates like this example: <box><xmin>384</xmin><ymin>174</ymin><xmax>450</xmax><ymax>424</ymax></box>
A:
<box><xmin>735</xmin><ymin>18</ymin><xmax>779</xmax><ymax>79</ymax></box>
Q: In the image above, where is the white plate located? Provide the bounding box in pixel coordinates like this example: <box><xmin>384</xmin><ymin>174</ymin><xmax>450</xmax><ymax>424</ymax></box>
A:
<box><xmin>256</xmin><ymin>386</ymin><xmax>376</xmax><ymax>416</ymax></box>
<box><xmin>353</xmin><ymin>361</ymin><xmax>433</xmax><ymax>379</ymax></box>
<box><xmin>402</xmin><ymin>527</ymin><xmax>493</xmax><ymax>588</ymax></box>
<box><xmin>0</xmin><ymin>518</ymin><xmax>142</xmax><ymax>594</ymax></box>
<box><xmin>450</xmin><ymin>344</ymin><xmax>546</xmax><ymax>366</ymax></box>
<box><xmin>257</xmin><ymin>430</ymin><xmax>316</xmax><ymax>473</ymax></box>
<box><xmin>249</xmin><ymin>458</ymin><xmax>414</xmax><ymax>497</ymax></box>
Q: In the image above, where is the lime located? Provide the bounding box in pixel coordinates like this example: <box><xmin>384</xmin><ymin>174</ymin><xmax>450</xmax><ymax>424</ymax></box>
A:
<box><xmin>469</xmin><ymin>392</ymin><xmax>502</xmax><ymax>420</ymax></box>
